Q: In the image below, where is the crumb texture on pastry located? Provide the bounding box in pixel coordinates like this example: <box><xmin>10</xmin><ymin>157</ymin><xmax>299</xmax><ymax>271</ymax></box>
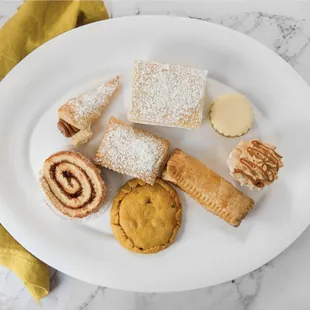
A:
<box><xmin>94</xmin><ymin>117</ymin><xmax>170</xmax><ymax>184</ymax></box>
<box><xmin>128</xmin><ymin>60</ymin><xmax>207</xmax><ymax>128</ymax></box>
<box><xmin>227</xmin><ymin>139</ymin><xmax>284</xmax><ymax>190</ymax></box>
<box><xmin>40</xmin><ymin>151</ymin><xmax>106</xmax><ymax>218</ymax></box>
<box><xmin>162</xmin><ymin>149</ymin><xmax>254</xmax><ymax>227</ymax></box>
<box><xmin>209</xmin><ymin>92</ymin><xmax>254</xmax><ymax>137</ymax></box>
<box><xmin>111</xmin><ymin>178</ymin><xmax>182</xmax><ymax>254</ymax></box>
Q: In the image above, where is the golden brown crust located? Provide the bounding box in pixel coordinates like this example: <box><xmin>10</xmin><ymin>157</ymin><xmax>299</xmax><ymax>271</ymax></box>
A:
<box><xmin>94</xmin><ymin>117</ymin><xmax>170</xmax><ymax>185</ymax></box>
<box><xmin>111</xmin><ymin>178</ymin><xmax>182</xmax><ymax>254</ymax></box>
<box><xmin>40</xmin><ymin>151</ymin><xmax>106</xmax><ymax>218</ymax></box>
<box><xmin>162</xmin><ymin>149</ymin><xmax>254</xmax><ymax>227</ymax></box>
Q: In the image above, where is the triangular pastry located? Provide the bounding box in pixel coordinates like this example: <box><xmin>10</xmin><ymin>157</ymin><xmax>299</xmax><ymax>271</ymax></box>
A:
<box><xmin>58</xmin><ymin>75</ymin><xmax>120</xmax><ymax>146</ymax></box>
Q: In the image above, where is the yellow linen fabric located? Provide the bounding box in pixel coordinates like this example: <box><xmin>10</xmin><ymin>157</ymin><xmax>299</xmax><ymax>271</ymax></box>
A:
<box><xmin>0</xmin><ymin>0</ymin><xmax>109</xmax><ymax>79</ymax></box>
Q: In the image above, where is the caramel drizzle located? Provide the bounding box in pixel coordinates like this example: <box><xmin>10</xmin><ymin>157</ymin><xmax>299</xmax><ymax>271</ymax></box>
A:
<box><xmin>234</xmin><ymin>140</ymin><xmax>282</xmax><ymax>187</ymax></box>
<box><xmin>49</xmin><ymin>160</ymin><xmax>95</xmax><ymax>209</ymax></box>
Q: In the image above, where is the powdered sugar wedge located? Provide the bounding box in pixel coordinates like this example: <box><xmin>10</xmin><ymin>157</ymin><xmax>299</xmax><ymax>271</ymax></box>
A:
<box><xmin>67</xmin><ymin>75</ymin><xmax>120</xmax><ymax>121</ymax></box>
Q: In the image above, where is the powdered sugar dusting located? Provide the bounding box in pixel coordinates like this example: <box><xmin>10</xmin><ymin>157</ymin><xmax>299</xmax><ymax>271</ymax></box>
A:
<box><xmin>96</xmin><ymin>118</ymin><xmax>169</xmax><ymax>184</ymax></box>
<box><xmin>68</xmin><ymin>75</ymin><xmax>119</xmax><ymax>121</ymax></box>
<box><xmin>128</xmin><ymin>61</ymin><xmax>207</xmax><ymax>128</ymax></box>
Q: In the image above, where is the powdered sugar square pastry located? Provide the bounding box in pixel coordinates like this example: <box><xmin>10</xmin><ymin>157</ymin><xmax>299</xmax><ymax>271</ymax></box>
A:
<box><xmin>162</xmin><ymin>149</ymin><xmax>254</xmax><ymax>227</ymax></box>
<box><xmin>94</xmin><ymin>117</ymin><xmax>170</xmax><ymax>184</ymax></box>
<box><xmin>58</xmin><ymin>75</ymin><xmax>120</xmax><ymax>146</ymax></box>
<box><xmin>128</xmin><ymin>61</ymin><xmax>207</xmax><ymax>129</ymax></box>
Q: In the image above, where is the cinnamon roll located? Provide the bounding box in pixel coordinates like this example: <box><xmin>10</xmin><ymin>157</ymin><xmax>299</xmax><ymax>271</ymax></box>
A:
<box><xmin>40</xmin><ymin>151</ymin><xmax>106</xmax><ymax>218</ymax></box>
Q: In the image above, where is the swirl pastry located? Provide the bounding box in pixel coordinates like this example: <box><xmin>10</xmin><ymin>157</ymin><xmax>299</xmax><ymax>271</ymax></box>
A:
<box><xmin>40</xmin><ymin>151</ymin><xmax>106</xmax><ymax>218</ymax></box>
<box><xmin>227</xmin><ymin>139</ymin><xmax>284</xmax><ymax>190</ymax></box>
<box><xmin>58</xmin><ymin>75</ymin><xmax>120</xmax><ymax>146</ymax></box>
<box><xmin>162</xmin><ymin>149</ymin><xmax>254</xmax><ymax>227</ymax></box>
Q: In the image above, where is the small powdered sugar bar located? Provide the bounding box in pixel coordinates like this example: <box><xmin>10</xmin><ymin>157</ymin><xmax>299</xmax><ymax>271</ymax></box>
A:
<box><xmin>128</xmin><ymin>60</ymin><xmax>208</xmax><ymax>129</ymax></box>
<box><xmin>94</xmin><ymin>117</ymin><xmax>170</xmax><ymax>184</ymax></box>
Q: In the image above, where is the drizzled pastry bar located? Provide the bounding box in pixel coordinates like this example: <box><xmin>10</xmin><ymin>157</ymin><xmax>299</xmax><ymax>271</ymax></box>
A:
<box><xmin>128</xmin><ymin>60</ymin><xmax>208</xmax><ymax>129</ymax></box>
<box><xmin>94</xmin><ymin>117</ymin><xmax>170</xmax><ymax>184</ymax></box>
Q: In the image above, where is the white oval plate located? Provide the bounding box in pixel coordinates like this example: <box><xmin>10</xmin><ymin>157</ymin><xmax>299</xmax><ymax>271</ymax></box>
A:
<box><xmin>0</xmin><ymin>16</ymin><xmax>310</xmax><ymax>292</ymax></box>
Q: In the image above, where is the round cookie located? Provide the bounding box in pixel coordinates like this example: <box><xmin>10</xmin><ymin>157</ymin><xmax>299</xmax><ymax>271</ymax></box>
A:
<box><xmin>111</xmin><ymin>178</ymin><xmax>182</xmax><ymax>254</ymax></box>
<box><xmin>209</xmin><ymin>92</ymin><xmax>254</xmax><ymax>137</ymax></box>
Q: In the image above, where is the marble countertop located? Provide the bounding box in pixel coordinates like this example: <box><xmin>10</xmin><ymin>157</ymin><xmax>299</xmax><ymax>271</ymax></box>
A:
<box><xmin>1</xmin><ymin>1</ymin><xmax>310</xmax><ymax>309</ymax></box>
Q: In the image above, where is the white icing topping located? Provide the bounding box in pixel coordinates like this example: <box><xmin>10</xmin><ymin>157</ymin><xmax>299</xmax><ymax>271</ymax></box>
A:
<box><xmin>128</xmin><ymin>61</ymin><xmax>207</xmax><ymax>128</ymax></box>
<box><xmin>210</xmin><ymin>92</ymin><xmax>254</xmax><ymax>136</ymax></box>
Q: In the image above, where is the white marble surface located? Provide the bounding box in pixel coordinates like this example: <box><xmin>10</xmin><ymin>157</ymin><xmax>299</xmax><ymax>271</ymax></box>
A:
<box><xmin>1</xmin><ymin>1</ymin><xmax>310</xmax><ymax>309</ymax></box>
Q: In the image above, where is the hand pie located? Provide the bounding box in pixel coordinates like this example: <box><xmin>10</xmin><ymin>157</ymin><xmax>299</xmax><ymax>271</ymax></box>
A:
<box><xmin>94</xmin><ymin>117</ymin><xmax>170</xmax><ymax>185</ymax></box>
<box><xmin>162</xmin><ymin>149</ymin><xmax>254</xmax><ymax>227</ymax></box>
<box><xmin>128</xmin><ymin>60</ymin><xmax>207</xmax><ymax>129</ymax></box>
<box><xmin>58</xmin><ymin>75</ymin><xmax>120</xmax><ymax>146</ymax></box>
<box><xmin>40</xmin><ymin>151</ymin><xmax>106</xmax><ymax>218</ymax></box>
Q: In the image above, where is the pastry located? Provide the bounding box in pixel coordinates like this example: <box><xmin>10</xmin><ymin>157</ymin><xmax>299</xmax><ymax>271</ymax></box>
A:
<box><xmin>128</xmin><ymin>60</ymin><xmax>208</xmax><ymax>129</ymax></box>
<box><xmin>58</xmin><ymin>75</ymin><xmax>120</xmax><ymax>146</ymax></box>
<box><xmin>162</xmin><ymin>149</ymin><xmax>254</xmax><ymax>227</ymax></box>
<box><xmin>94</xmin><ymin>117</ymin><xmax>170</xmax><ymax>185</ymax></box>
<box><xmin>227</xmin><ymin>139</ymin><xmax>283</xmax><ymax>190</ymax></box>
<box><xmin>209</xmin><ymin>92</ymin><xmax>254</xmax><ymax>137</ymax></box>
<box><xmin>40</xmin><ymin>151</ymin><xmax>106</xmax><ymax>218</ymax></box>
<box><xmin>111</xmin><ymin>178</ymin><xmax>182</xmax><ymax>254</ymax></box>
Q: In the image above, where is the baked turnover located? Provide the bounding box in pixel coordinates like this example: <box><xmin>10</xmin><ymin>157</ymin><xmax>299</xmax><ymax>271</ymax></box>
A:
<box><xmin>162</xmin><ymin>149</ymin><xmax>254</xmax><ymax>227</ymax></box>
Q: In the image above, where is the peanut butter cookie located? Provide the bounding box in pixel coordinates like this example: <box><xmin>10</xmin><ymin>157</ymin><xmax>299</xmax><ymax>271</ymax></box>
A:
<box><xmin>111</xmin><ymin>178</ymin><xmax>182</xmax><ymax>254</ymax></box>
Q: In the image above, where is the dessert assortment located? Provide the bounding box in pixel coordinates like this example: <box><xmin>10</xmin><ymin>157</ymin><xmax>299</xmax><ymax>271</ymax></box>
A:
<box><xmin>40</xmin><ymin>60</ymin><xmax>283</xmax><ymax>254</ymax></box>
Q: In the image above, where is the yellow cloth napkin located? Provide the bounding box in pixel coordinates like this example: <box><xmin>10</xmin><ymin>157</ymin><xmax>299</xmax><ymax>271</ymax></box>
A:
<box><xmin>0</xmin><ymin>0</ymin><xmax>109</xmax><ymax>300</ymax></box>
<box><xmin>0</xmin><ymin>225</ymin><xmax>49</xmax><ymax>300</ymax></box>
<box><xmin>0</xmin><ymin>0</ymin><xmax>109</xmax><ymax>79</ymax></box>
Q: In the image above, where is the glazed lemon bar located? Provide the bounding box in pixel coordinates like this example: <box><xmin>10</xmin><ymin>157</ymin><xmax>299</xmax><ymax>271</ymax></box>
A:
<box><xmin>128</xmin><ymin>60</ymin><xmax>208</xmax><ymax>129</ymax></box>
<box><xmin>94</xmin><ymin>117</ymin><xmax>170</xmax><ymax>184</ymax></box>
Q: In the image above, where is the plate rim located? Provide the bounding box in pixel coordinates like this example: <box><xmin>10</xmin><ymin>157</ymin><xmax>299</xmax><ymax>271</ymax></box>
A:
<box><xmin>1</xmin><ymin>15</ymin><xmax>310</xmax><ymax>292</ymax></box>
